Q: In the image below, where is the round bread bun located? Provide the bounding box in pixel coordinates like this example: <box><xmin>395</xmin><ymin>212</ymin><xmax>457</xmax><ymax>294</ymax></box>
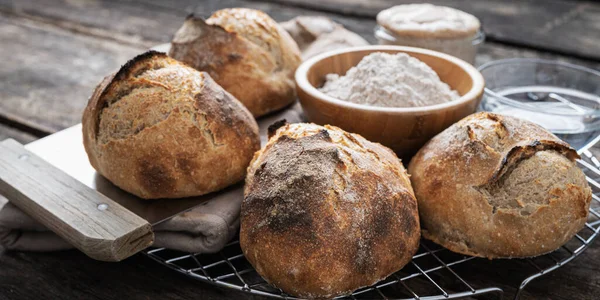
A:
<box><xmin>377</xmin><ymin>4</ymin><xmax>480</xmax><ymax>39</ymax></box>
<box><xmin>169</xmin><ymin>9</ymin><xmax>302</xmax><ymax>117</ymax></box>
<box><xmin>82</xmin><ymin>51</ymin><xmax>260</xmax><ymax>199</ymax></box>
<box><xmin>241</xmin><ymin>122</ymin><xmax>420</xmax><ymax>298</ymax></box>
<box><xmin>408</xmin><ymin>112</ymin><xmax>591</xmax><ymax>259</ymax></box>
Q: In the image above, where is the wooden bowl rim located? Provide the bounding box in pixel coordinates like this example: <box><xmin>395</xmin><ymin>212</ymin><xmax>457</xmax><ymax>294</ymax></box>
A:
<box><xmin>295</xmin><ymin>45</ymin><xmax>485</xmax><ymax>113</ymax></box>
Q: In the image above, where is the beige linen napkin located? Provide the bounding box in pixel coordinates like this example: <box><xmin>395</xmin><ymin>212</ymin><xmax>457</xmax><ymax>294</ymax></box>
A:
<box><xmin>281</xmin><ymin>16</ymin><xmax>370</xmax><ymax>60</ymax></box>
<box><xmin>0</xmin><ymin>15</ymin><xmax>363</xmax><ymax>254</ymax></box>
<box><xmin>0</xmin><ymin>188</ymin><xmax>242</xmax><ymax>254</ymax></box>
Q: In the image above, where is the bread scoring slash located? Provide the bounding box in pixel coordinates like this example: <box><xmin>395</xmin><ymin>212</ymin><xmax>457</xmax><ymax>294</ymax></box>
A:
<box><xmin>241</xmin><ymin>122</ymin><xmax>420</xmax><ymax>298</ymax></box>
<box><xmin>82</xmin><ymin>51</ymin><xmax>260</xmax><ymax>199</ymax></box>
<box><xmin>408</xmin><ymin>112</ymin><xmax>592</xmax><ymax>259</ymax></box>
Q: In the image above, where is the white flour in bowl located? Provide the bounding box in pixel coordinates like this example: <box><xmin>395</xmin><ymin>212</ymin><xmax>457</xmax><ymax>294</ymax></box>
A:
<box><xmin>319</xmin><ymin>52</ymin><xmax>459</xmax><ymax>107</ymax></box>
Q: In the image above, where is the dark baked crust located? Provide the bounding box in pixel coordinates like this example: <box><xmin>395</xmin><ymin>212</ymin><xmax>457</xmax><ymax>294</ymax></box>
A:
<box><xmin>408</xmin><ymin>112</ymin><xmax>592</xmax><ymax>258</ymax></box>
<box><xmin>241</xmin><ymin>123</ymin><xmax>420</xmax><ymax>298</ymax></box>
<box><xmin>82</xmin><ymin>51</ymin><xmax>260</xmax><ymax>199</ymax></box>
<box><xmin>169</xmin><ymin>9</ymin><xmax>302</xmax><ymax>117</ymax></box>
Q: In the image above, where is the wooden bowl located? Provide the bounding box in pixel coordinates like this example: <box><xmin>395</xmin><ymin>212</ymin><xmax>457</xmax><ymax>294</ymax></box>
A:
<box><xmin>295</xmin><ymin>45</ymin><xmax>485</xmax><ymax>159</ymax></box>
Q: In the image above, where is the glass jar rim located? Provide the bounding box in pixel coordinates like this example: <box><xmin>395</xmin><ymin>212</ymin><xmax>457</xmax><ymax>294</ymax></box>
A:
<box><xmin>374</xmin><ymin>25</ymin><xmax>485</xmax><ymax>44</ymax></box>
<box><xmin>478</xmin><ymin>58</ymin><xmax>600</xmax><ymax>117</ymax></box>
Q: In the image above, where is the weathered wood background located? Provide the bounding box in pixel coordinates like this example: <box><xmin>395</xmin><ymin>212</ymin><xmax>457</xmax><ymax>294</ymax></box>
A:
<box><xmin>0</xmin><ymin>0</ymin><xmax>599</xmax><ymax>299</ymax></box>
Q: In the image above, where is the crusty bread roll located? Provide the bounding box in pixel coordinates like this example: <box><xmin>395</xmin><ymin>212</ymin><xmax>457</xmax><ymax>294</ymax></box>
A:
<box><xmin>169</xmin><ymin>9</ymin><xmax>302</xmax><ymax>117</ymax></box>
<box><xmin>408</xmin><ymin>112</ymin><xmax>591</xmax><ymax>258</ymax></box>
<box><xmin>82</xmin><ymin>51</ymin><xmax>260</xmax><ymax>199</ymax></box>
<box><xmin>241</xmin><ymin>122</ymin><xmax>420</xmax><ymax>298</ymax></box>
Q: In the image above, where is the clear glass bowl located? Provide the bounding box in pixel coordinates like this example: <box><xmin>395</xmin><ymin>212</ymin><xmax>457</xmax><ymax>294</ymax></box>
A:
<box><xmin>374</xmin><ymin>25</ymin><xmax>485</xmax><ymax>64</ymax></box>
<box><xmin>478</xmin><ymin>58</ymin><xmax>600</xmax><ymax>149</ymax></box>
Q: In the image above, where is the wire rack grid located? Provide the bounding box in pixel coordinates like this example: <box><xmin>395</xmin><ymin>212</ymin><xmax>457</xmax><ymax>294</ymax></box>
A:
<box><xmin>145</xmin><ymin>137</ymin><xmax>600</xmax><ymax>300</ymax></box>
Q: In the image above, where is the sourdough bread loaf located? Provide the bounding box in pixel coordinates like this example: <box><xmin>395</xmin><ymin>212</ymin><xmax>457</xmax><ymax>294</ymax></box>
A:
<box><xmin>408</xmin><ymin>112</ymin><xmax>591</xmax><ymax>258</ymax></box>
<box><xmin>241</xmin><ymin>122</ymin><xmax>420</xmax><ymax>298</ymax></box>
<box><xmin>82</xmin><ymin>51</ymin><xmax>260</xmax><ymax>199</ymax></box>
<box><xmin>169</xmin><ymin>9</ymin><xmax>302</xmax><ymax>117</ymax></box>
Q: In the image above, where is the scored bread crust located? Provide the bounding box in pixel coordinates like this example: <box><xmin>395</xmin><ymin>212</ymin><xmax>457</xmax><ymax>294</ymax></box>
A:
<box><xmin>408</xmin><ymin>112</ymin><xmax>592</xmax><ymax>259</ymax></box>
<box><xmin>169</xmin><ymin>9</ymin><xmax>302</xmax><ymax>117</ymax></box>
<box><xmin>82</xmin><ymin>51</ymin><xmax>260</xmax><ymax>199</ymax></box>
<box><xmin>241</xmin><ymin>123</ymin><xmax>420</xmax><ymax>298</ymax></box>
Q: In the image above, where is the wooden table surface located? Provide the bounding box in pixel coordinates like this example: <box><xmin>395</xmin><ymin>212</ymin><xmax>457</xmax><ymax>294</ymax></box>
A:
<box><xmin>1</xmin><ymin>0</ymin><xmax>599</xmax><ymax>299</ymax></box>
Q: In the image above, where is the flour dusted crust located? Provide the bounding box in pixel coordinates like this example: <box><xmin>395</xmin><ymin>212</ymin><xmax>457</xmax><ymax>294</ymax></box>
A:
<box><xmin>169</xmin><ymin>9</ymin><xmax>302</xmax><ymax>117</ymax></box>
<box><xmin>408</xmin><ymin>112</ymin><xmax>591</xmax><ymax>258</ymax></box>
<box><xmin>240</xmin><ymin>122</ymin><xmax>420</xmax><ymax>298</ymax></box>
<box><xmin>377</xmin><ymin>4</ymin><xmax>480</xmax><ymax>39</ymax></box>
<box><xmin>82</xmin><ymin>51</ymin><xmax>260</xmax><ymax>199</ymax></box>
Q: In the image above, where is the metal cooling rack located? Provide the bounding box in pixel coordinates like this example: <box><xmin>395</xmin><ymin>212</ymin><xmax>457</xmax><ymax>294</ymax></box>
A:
<box><xmin>145</xmin><ymin>136</ymin><xmax>600</xmax><ymax>300</ymax></box>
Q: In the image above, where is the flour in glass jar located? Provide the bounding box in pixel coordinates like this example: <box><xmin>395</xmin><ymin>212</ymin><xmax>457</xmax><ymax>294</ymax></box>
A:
<box><xmin>319</xmin><ymin>52</ymin><xmax>459</xmax><ymax>107</ymax></box>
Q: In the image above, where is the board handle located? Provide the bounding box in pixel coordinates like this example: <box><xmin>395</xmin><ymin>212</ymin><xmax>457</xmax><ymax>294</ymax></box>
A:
<box><xmin>0</xmin><ymin>139</ymin><xmax>153</xmax><ymax>262</ymax></box>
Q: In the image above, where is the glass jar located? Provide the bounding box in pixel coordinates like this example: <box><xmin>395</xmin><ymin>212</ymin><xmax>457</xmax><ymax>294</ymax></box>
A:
<box><xmin>478</xmin><ymin>58</ymin><xmax>600</xmax><ymax>150</ymax></box>
<box><xmin>374</xmin><ymin>25</ymin><xmax>485</xmax><ymax>65</ymax></box>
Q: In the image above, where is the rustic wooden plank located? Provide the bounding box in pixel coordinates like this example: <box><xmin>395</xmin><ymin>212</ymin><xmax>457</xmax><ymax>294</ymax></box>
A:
<box><xmin>0</xmin><ymin>0</ymin><xmax>182</xmax><ymax>47</ymax></box>
<box><xmin>453</xmin><ymin>243</ymin><xmax>600</xmax><ymax>300</ymax></box>
<box><xmin>0</xmin><ymin>13</ymin><xmax>142</xmax><ymax>133</ymax></box>
<box><xmin>140</xmin><ymin>0</ymin><xmax>378</xmax><ymax>42</ymax></box>
<box><xmin>3</xmin><ymin>0</ymin><xmax>599</xmax><ymax>68</ymax></box>
<box><xmin>0</xmin><ymin>0</ymin><xmax>598</xmax><ymax>134</ymax></box>
<box><xmin>0</xmin><ymin>124</ymin><xmax>36</xmax><ymax>144</ymax></box>
<box><xmin>4</xmin><ymin>0</ymin><xmax>600</xmax><ymax>68</ymax></box>
<box><xmin>259</xmin><ymin>0</ymin><xmax>600</xmax><ymax>61</ymax></box>
<box><xmin>4</xmin><ymin>0</ymin><xmax>600</xmax><ymax>63</ymax></box>
<box><xmin>0</xmin><ymin>0</ymin><xmax>378</xmax><ymax>44</ymax></box>
<box><xmin>0</xmin><ymin>248</ymin><xmax>254</xmax><ymax>300</ymax></box>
